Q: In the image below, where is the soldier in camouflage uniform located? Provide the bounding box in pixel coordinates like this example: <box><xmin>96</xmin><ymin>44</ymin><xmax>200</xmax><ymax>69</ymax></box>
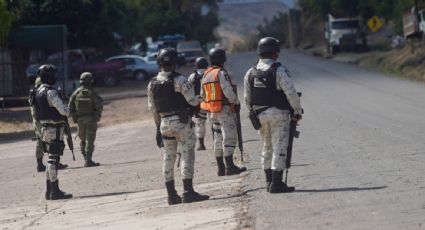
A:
<box><xmin>69</xmin><ymin>72</ymin><xmax>103</xmax><ymax>167</ymax></box>
<box><xmin>201</xmin><ymin>48</ymin><xmax>246</xmax><ymax>176</ymax></box>
<box><xmin>188</xmin><ymin>57</ymin><xmax>209</xmax><ymax>151</ymax></box>
<box><xmin>244</xmin><ymin>37</ymin><xmax>302</xmax><ymax>193</ymax></box>
<box><xmin>148</xmin><ymin>48</ymin><xmax>209</xmax><ymax>205</ymax></box>
<box><xmin>32</xmin><ymin>64</ymin><xmax>72</xmax><ymax>200</ymax></box>
<box><xmin>29</xmin><ymin>77</ymin><xmax>68</xmax><ymax>172</ymax></box>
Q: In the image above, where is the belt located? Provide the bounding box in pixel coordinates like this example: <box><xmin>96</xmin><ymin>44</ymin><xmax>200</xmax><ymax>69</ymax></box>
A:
<box><xmin>161</xmin><ymin>113</ymin><xmax>179</xmax><ymax>118</ymax></box>
<box><xmin>42</xmin><ymin>123</ymin><xmax>65</xmax><ymax>128</ymax></box>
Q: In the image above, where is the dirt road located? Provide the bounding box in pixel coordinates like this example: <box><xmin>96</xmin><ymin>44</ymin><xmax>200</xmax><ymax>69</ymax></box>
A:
<box><xmin>1</xmin><ymin>51</ymin><xmax>425</xmax><ymax>229</ymax></box>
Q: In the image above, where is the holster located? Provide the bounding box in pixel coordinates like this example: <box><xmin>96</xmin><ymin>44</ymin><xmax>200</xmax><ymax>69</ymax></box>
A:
<box><xmin>48</xmin><ymin>140</ymin><xmax>65</xmax><ymax>156</ymax></box>
<box><xmin>178</xmin><ymin>109</ymin><xmax>190</xmax><ymax>124</ymax></box>
<box><xmin>249</xmin><ymin>110</ymin><xmax>261</xmax><ymax>130</ymax></box>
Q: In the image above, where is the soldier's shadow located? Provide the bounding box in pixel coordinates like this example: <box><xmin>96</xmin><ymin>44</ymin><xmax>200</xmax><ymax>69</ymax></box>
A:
<box><xmin>210</xmin><ymin>187</ymin><xmax>266</xmax><ymax>201</ymax></box>
<box><xmin>295</xmin><ymin>185</ymin><xmax>387</xmax><ymax>193</ymax></box>
<box><xmin>65</xmin><ymin>159</ymin><xmax>148</xmax><ymax>170</ymax></box>
<box><xmin>74</xmin><ymin>190</ymin><xmax>143</xmax><ymax>199</ymax></box>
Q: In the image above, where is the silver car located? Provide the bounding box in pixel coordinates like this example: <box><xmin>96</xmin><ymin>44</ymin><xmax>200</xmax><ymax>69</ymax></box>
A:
<box><xmin>106</xmin><ymin>55</ymin><xmax>159</xmax><ymax>81</ymax></box>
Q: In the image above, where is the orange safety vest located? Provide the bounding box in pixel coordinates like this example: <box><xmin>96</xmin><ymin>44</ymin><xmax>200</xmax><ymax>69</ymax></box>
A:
<box><xmin>201</xmin><ymin>67</ymin><xmax>225</xmax><ymax>113</ymax></box>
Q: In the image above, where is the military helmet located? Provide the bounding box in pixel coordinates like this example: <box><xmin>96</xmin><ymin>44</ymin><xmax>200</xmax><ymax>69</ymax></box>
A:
<box><xmin>195</xmin><ymin>57</ymin><xmax>208</xmax><ymax>69</ymax></box>
<box><xmin>80</xmin><ymin>72</ymin><xmax>93</xmax><ymax>85</ymax></box>
<box><xmin>257</xmin><ymin>37</ymin><xmax>280</xmax><ymax>55</ymax></box>
<box><xmin>208</xmin><ymin>48</ymin><xmax>226</xmax><ymax>66</ymax></box>
<box><xmin>37</xmin><ymin>64</ymin><xmax>57</xmax><ymax>85</ymax></box>
<box><xmin>157</xmin><ymin>48</ymin><xmax>178</xmax><ymax>65</ymax></box>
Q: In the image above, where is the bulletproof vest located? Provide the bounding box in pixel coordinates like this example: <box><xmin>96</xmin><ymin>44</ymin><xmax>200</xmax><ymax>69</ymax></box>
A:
<box><xmin>34</xmin><ymin>86</ymin><xmax>65</xmax><ymax>122</ymax></box>
<box><xmin>75</xmin><ymin>88</ymin><xmax>94</xmax><ymax>117</ymax></box>
<box><xmin>248</xmin><ymin>62</ymin><xmax>292</xmax><ymax>111</ymax></box>
<box><xmin>193</xmin><ymin>71</ymin><xmax>202</xmax><ymax>96</ymax></box>
<box><xmin>151</xmin><ymin>72</ymin><xmax>190</xmax><ymax>113</ymax></box>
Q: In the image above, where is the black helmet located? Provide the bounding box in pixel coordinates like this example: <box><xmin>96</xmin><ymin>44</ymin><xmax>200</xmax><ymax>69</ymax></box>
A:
<box><xmin>156</xmin><ymin>48</ymin><xmax>178</xmax><ymax>66</ymax></box>
<box><xmin>208</xmin><ymin>48</ymin><xmax>226</xmax><ymax>66</ymax></box>
<box><xmin>195</xmin><ymin>57</ymin><xmax>208</xmax><ymax>69</ymax></box>
<box><xmin>257</xmin><ymin>37</ymin><xmax>280</xmax><ymax>55</ymax></box>
<box><xmin>37</xmin><ymin>64</ymin><xmax>57</xmax><ymax>85</ymax></box>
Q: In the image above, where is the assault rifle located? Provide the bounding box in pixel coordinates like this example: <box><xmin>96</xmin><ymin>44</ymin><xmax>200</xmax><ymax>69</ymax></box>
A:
<box><xmin>285</xmin><ymin>92</ymin><xmax>303</xmax><ymax>183</ymax></box>
<box><xmin>236</xmin><ymin>109</ymin><xmax>244</xmax><ymax>162</ymax></box>
<box><xmin>58</xmin><ymin>87</ymin><xmax>75</xmax><ymax>161</ymax></box>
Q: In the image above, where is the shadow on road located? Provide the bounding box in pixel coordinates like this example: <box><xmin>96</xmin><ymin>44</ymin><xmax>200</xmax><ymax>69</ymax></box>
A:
<box><xmin>296</xmin><ymin>186</ymin><xmax>387</xmax><ymax>193</ymax></box>
<box><xmin>74</xmin><ymin>190</ymin><xmax>144</xmax><ymax>199</ymax></box>
<box><xmin>211</xmin><ymin>187</ymin><xmax>266</xmax><ymax>201</ymax></box>
<box><xmin>243</xmin><ymin>139</ymin><xmax>260</xmax><ymax>143</ymax></box>
<box><xmin>65</xmin><ymin>160</ymin><xmax>148</xmax><ymax>170</ymax></box>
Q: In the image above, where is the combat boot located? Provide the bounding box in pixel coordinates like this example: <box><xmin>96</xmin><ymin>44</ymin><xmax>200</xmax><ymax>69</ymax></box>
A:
<box><xmin>196</xmin><ymin>138</ymin><xmax>206</xmax><ymax>151</ymax></box>
<box><xmin>165</xmin><ymin>180</ymin><xmax>182</xmax><ymax>205</ymax></box>
<box><xmin>84</xmin><ymin>160</ymin><xmax>100</xmax><ymax>167</ymax></box>
<box><xmin>50</xmin><ymin>180</ymin><xmax>73</xmax><ymax>200</ymax></box>
<box><xmin>37</xmin><ymin>158</ymin><xmax>46</xmax><ymax>172</ymax></box>
<box><xmin>182</xmin><ymin>179</ymin><xmax>209</xmax><ymax>203</ymax></box>
<box><xmin>264</xmin><ymin>169</ymin><xmax>272</xmax><ymax>192</ymax></box>
<box><xmin>216</xmin><ymin>157</ymin><xmax>225</xmax><ymax>176</ymax></box>
<box><xmin>269</xmin><ymin>170</ymin><xmax>295</xmax><ymax>193</ymax></box>
<box><xmin>57</xmin><ymin>162</ymin><xmax>68</xmax><ymax>170</ymax></box>
<box><xmin>45</xmin><ymin>180</ymin><xmax>51</xmax><ymax>200</ymax></box>
<box><xmin>224</xmin><ymin>156</ymin><xmax>246</xmax><ymax>176</ymax></box>
<box><xmin>85</xmin><ymin>152</ymin><xmax>100</xmax><ymax>167</ymax></box>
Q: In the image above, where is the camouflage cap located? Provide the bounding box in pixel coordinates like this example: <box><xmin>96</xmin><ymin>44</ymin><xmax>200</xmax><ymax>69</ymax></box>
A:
<box><xmin>80</xmin><ymin>72</ymin><xmax>93</xmax><ymax>84</ymax></box>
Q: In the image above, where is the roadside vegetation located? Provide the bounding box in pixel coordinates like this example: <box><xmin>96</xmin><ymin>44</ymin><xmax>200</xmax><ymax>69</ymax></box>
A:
<box><xmin>3</xmin><ymin>0</ymin><xmax>218</xmax><ymax>53</ymax></box>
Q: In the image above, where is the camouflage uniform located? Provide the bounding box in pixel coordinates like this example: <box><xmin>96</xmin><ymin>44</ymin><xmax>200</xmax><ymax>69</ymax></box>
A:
<box><xmin>34</xmin><ymin>64</ymin><xmax>72</xmax><ymax>200</ymax></box>
<box><xmin>69</xmin><ymin>72</ymin><xmax>103</xmax><ymax>167</ymax></box>
<box><xmin>29</xmin><ymin>78</ymin><xmax>44</xmax><ymax>165</ymax></box>
<box><xmin>188</xmin><ymin>69</ymin><xmax>207</xmax><ymax>150</ymax></box>
<box><xmin>201</xmin><ymin>66</ymin><xmax>246</xmax><ymax>176</ymax></box>
<box><xmin>148</xmin><ymin>71</ymin><xmax>200</xmax><ymax>182</ymax></box>
<box><xmin>244</xmin><ymin>59</ymin><xmax>302</xmax><ymax>171</ymax></box>
<box><xmin>37</xmin><ymin>84</ymin><xmax>70</xmax><ymax>183</ymax></box>
<box><xmin>150</xmin><ymin>48</ymin><xmax>209</xmax><ymax>205</ymax></box>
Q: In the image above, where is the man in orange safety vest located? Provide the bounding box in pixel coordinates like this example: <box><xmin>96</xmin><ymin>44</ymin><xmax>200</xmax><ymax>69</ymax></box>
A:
<box><xmin>201</xmin><ymin>48</ymin><xmax>246</xmax><ymax>176</ymax></box>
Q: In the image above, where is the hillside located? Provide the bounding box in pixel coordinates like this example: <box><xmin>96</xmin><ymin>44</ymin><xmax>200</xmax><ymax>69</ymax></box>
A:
<box><xmin>216</xmin><ymin>1</ymin><xmax>288</xmax><ymax>50</ymax></box>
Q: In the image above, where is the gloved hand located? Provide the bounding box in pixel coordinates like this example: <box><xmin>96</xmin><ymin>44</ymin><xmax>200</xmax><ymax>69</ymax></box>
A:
<box><xmin>291</xmin><ymin>114</ymin><xmax>302</xmax><ymax>122</ymax></box>
<box><xmin>156</xmin><ymin>127</ymin><xmax>164</xmax><ymax>148</ymax></box>
<box><xmin>231</xmin><ymin>103</ymin><xmax>241</xmax><ymax>113</ymax></box>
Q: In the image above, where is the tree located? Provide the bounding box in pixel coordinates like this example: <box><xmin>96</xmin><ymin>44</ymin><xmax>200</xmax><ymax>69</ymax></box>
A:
<box><xmin>0</xmin><ymin>0</ymin><xmax>15</xmax><ymax>44</ymax></box>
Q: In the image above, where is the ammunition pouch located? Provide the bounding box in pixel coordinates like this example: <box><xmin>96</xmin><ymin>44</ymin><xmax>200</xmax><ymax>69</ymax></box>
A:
<box><xmin>48</xmin><ymin>140</ymin><xmax>65</xmax><ymax>156</ymax></box>
<box><xmin>249</xmin><ymin>110</ymin><xmax>261</xmax><ymax>130</ymax></box>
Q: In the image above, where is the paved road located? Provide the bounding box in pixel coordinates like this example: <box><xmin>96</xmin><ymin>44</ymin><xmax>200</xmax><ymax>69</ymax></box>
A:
<box><xmin>1</xmin><ymin>51</ymin><xmax>425</xmax><ymax>229</ymax></box>
<box><xmin>230</xmin><ymin>51</ymin><xmax>425</xmax><ymax>230</ymax></box>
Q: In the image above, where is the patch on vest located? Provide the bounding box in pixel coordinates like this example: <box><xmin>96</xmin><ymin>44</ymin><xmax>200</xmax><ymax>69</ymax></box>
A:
<box><xmin>253</xmin><ymin>77</ymin><xmax>267</xmax><ymax>88</ymax></box>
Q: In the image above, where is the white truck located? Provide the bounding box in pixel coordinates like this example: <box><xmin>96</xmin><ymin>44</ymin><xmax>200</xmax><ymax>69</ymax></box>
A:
<box><xmin>325</xmin><ymin>14</ymin><xmax>367</xmax><ymax>54</ymax></box>
<box><xmin>403</xmin><ymin>7</ymin><xmax>425</xmax><ymax>39</ymax></box>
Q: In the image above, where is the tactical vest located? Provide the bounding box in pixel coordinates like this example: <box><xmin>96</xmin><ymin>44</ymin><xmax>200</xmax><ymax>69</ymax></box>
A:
<box><xmin>200</xmin><ymin>66</ymin><xmax>231</xmax><ymax>113</ymax></box>
<box><xmin>193</xmin><ymin>71</ymin><xmax>202</xmax><ymax>96</ymax></box>
<box><xmin>34</xmin><ymin>86</ymin><xmax>65</xmax><ymax>122</ymax></box>
<box><xmin>75</xmin><ymin>88</ymin><xmax>94</xmax><ymax>117</ymax></box>
<box><xmin>151</xmin><ymin>72</ymin><xmax>190</xmax><ymax>113</ymax></box>
<box><xmin>248</xmin><ymin>62</ymin><xmax>292</xmax><ymax>111</ymax></box>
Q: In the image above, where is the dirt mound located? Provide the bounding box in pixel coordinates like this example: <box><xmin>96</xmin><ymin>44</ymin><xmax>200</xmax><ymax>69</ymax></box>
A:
<box><xmin>216</xmin><ymin>2</ymin><xmax>288</xmax><ymax>50</ymax></box>
<box><xmin>357</xmin><ymin>42</ymin><xmax>425</xmax><ymax>81</ymax></box>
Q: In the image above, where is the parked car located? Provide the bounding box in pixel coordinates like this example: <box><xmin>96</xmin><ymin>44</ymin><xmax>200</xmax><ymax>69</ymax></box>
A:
<box><xmin>176</xmin><ymin>40</ymin><xmax>204</xmax><ymax>64</ymax></box>
<box><xmin>26</xmin><ymin>49</ymin><xmax>126</xmax><ymax>86</ymax></box>
<box><xmin>142</xmin><ymin>53</ymin><xmax>157</xmax><ymax>65</ymax></box>
<box><xmin>106</xmin><ymin>55</ymin><xmax>159</xmax><ymax>81</ymax></box>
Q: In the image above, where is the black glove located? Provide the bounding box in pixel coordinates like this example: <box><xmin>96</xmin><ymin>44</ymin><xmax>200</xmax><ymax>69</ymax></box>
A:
<box><xmin>232</xmin><ymin>104</ymin><xmax>241</xmax><ymax>113</ymax></box>
<box><xmin>156</xmin><ymin>127</ymin><xmax>164</xmax><ymax>148</ymax></box>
